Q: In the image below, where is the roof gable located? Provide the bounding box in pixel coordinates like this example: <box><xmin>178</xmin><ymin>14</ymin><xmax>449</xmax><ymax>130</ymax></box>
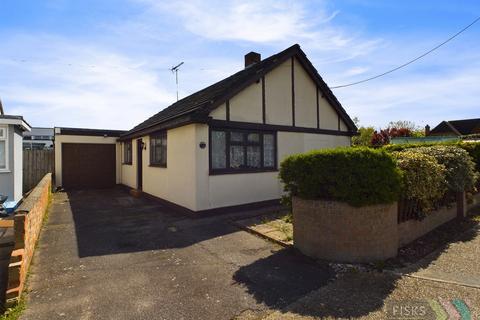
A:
<box><xmin>430</xmin><ymin>118</ymin><xmax>480</xmax><ymax>136</ymax></box>
<box><xmin>120</xmin><ymin>44</ymin><xmax>357</xmax><ymax>140</ymax></box>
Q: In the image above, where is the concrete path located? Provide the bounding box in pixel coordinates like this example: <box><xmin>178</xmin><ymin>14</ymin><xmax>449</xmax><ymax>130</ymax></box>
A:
<box><xmin>21</xmin><ymin>188</ymin><xmax>333</xmax><ymax>320</ymax></box>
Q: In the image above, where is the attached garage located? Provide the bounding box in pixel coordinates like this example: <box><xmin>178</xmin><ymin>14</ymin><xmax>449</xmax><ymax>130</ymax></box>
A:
<box><xmin>62</xmin><ymin>143</ymin><xmax>116</xmax><ymax>189</ymax></box>
<box><xmin>54</xmin><ymin>127</ymin><xmax>126</xmax><ymax>189</ymax></box>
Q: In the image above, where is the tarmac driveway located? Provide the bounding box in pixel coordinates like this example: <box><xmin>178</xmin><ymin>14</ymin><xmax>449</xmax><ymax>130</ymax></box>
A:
<box><xmin>21</xmin><ymin>188</ymin><xmax>332</xmax><ymax>320</ymax></box>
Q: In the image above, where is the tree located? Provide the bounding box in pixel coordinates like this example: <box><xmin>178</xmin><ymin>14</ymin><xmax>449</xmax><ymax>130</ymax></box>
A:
<box><xmin>388</xmin><ymin>120</ymin><xmax>420</xmax><ymax>132</ymax></box>
<box><xmin>371</xmin><ymin>127</ymin><xmax>413</xmax><ymax>146</ymax></box>
<box><xmin>351</xmin><ymin>117</ymin><xmax>375</xmax><ymax>146</ymax></box>
<box><xmin>352</xmin><ymin>127</ymin><xmax>375</xmax><ymax>146</ymax></box>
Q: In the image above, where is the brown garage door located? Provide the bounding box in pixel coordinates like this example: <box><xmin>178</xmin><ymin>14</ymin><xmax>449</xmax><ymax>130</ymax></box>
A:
<box><xmin>62</xmin><ymin>143</ymin><xmax>116</xmax><ymax>189</ymax></box>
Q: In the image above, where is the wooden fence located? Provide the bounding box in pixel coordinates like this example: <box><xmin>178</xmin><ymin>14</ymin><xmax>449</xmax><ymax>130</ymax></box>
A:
<box><xmin>23</xmin><ymin>149</ymin><xmax>54</xmax><ymax>193</ymax></box>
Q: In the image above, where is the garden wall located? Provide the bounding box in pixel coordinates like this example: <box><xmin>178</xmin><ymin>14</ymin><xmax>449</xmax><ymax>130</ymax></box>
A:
<box><xmin>293</xmin><ymin>197</ymin><xmax>398</xmax><ymax>263</ymax></box>
<box><xmin>293</xmin><ymin>192</ymin><xmax>471</xmax><ymax>263</ymax></box>
<box><xmin>397</xmin><ymin>203</ymin><xmax>458</xmax><ymax>247</ymax></box>
<box><xmin>6</xmin><ymin>173</ymin><xmax>51</xmax><ymax>302</ymax></box>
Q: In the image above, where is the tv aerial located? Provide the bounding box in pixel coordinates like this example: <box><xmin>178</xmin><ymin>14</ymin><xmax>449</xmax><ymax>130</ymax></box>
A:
<box><xmin>170</xmin><ymin>62</ymin><xmax>184</xmax><ymax>101</ymax></box>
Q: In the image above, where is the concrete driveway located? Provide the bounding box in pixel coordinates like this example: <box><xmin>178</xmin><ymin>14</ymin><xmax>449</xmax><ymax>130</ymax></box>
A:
<box><xmin>21</xmin><ymin>188</ymin><xmax>332</xmax><ymax>320</ymax></box>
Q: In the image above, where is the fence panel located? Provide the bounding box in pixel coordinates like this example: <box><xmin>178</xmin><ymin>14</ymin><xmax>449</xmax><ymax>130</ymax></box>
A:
<box><xmin>23</xmin><ymin>149</ymin><xmax>54</xmax><ymax>193</ymax></box>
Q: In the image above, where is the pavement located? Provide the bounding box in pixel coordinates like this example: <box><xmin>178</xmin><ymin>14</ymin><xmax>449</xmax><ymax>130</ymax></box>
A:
<box><xmin>397</xmin><ymin>223</ymin><xmax>480</xmax><ymax>288</ymax></box>
<box><xmin>20</xmin><ymin>188</ymin><xmax>333</xmax><ymax>320</ymax></box>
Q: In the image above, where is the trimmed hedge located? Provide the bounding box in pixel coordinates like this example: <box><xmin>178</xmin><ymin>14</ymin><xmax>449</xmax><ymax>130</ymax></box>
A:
<box><xmin>393</xmin><ymin>150</ymin><xmax>446</xmax><ymax>211</ymax></box>
<box><xmin>279</xmin><ymin>147</ymin><xmax>402</xmax><ymax>207</ymax></box>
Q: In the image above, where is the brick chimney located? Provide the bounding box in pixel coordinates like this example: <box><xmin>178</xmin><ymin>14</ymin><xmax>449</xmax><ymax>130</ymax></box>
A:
<box><xmin>245</xmin><ymin>52</ymin><xmax>261</xmax><ymax>68</ymax></box>
<box><xmin>425</xmin><ymin>124</ymin><xmax>430</xmax><ymax>136</ymax></box>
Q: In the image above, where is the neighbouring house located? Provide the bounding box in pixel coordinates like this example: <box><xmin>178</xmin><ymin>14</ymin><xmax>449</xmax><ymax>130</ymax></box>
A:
<box><xmin>114</xmin><ymin>44</ymin><xmax>357</xmax><ymax>213</ymax></box>
<box><xmin>0</xmin><ymin>114</ymin><xmax>31</xmax><ymax>209</ymax></box>
<box><xmin>23</xmin><ymin>127</ymin><xmax>54</xmax><ymax>149</ymax></box>
<box><xmin>427</xmin><ymin>118</ymin><xmax>480</xmax><ymax>136</ymax></box>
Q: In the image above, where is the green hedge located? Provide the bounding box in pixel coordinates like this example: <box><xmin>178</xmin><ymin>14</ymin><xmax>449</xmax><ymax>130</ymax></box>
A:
<box><xmin>413</xmin><ymin>146</ymin><xmax>478</xmax><ymax>192</ymax></box>
<box><xmin>383</xmin><ymin>141</ymin><xmax>480</xmax><ymax>188</ymax></box>
<box><xmin>460</xmin><ymin>142</ymin><xmax>480</xmax><ymax>174</ymax></box>
<box><xmin>279</xmin><ymin>147</ymin><xmax>402</xmax><ymax>207</ymax></box>
<box><xmin>393</xmin><ymin>150</ymin><xmax>446</xmax><ymax>211</ymax></box>
<box><xmin>383</xmin><ymin>141</ymin><xmax>480</xmax><ymax>167</ymax></box>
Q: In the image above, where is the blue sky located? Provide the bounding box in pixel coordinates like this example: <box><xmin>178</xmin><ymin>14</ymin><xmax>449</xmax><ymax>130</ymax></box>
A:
<box><xmin>0</xmin><ymin>0</ymin><xmax>479</xmax><ymax>130</ymax></box>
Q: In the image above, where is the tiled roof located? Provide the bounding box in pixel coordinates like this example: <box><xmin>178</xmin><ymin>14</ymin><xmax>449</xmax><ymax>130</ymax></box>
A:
<box><xmin>430</xmin><ymin>118</ymin><xmax>480</xmax><ymax>135</ymax></box>
<box><xmin>121</xmin><ymin>44</ymin><xmax>356</xmax><ymax>139</ymax></box>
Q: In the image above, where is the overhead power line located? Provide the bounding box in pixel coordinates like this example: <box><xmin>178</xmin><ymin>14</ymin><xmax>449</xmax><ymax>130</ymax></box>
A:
<box><xmin>330</xmin><ymin>15</ymin><xmax>480</xmax><ymax>89</ymax></box>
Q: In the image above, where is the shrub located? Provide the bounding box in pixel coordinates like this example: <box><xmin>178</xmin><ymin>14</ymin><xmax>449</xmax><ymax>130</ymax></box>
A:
<box><xmin>371</xmin><ymin>127</ymin><xmax>413</xmax><ymax>146</ymax></box>
<box><xmin>352</xmin><ymin>126</ymin><xmax>375</xmax><ymax>146</ymax></box>
<box><xmin>413</xmin><ymin>146</ymin><xmax>478</xmax><ymax>192</ymax></box>
<box><xmin>383</xmin><ymin>142</ymin><xmax>480</xmax><ymax>189</ymax></box>
<box><xmin>393</xmin><ymin>150</ymin><xmax>446</xmax><ymax>211</ymax></box>
<box><xmin>279</xmin><ymin>147</ymin><xmax>402</xmax><ymax>207</ymax></box>
<box><xmin>459</xmin><ymin>142</ymin><xmax>480</xmax><ymax>174</ymax></box>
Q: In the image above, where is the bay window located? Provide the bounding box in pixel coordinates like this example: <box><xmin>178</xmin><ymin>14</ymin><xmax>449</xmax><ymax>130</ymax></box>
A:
<box><xmin>210</xmin><ymin>128</ymin><xmax>276</xmax><ymax>174</ymax></box>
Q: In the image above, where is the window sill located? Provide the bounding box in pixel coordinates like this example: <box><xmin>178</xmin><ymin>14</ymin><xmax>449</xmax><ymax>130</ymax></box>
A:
<box><xmin>209</xmin><ymin>168</ymin><xmax>278</xmax><ymax>176</ymax></box>
<box><xmin>122</xmin><ymin>162</ymin><xmax>132</xmax><ymax>166</ymax></box>
<box><xmin>149</xmin><ymin>164</ymin><xmax>167</xmax><ymax>168</ymax></box>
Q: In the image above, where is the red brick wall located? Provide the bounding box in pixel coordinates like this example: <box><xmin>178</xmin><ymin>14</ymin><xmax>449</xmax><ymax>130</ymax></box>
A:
<box><xmin>6</xmin><ymin>173</ymin><xmax>51</xmax><ymax>302</ymax></box>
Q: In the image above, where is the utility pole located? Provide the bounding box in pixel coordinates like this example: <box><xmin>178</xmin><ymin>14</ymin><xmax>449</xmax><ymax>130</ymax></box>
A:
<box><xmin>170</xmin><ymin>62</ymin><xmax>184</xmax><ymax>102</ymax></box>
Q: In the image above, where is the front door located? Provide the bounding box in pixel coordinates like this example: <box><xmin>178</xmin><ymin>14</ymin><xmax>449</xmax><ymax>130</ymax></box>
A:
<box><xmin>137</xmin><ymin>139</ymin><xmax>143</xmax><ymax>190</ymax></box>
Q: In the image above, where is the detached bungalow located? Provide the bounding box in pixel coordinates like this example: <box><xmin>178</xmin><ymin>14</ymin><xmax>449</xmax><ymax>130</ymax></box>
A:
<box><xmin>116</xmin><ymin>44</ymin><xmax>357</xmax><ymax>213</ymax></box>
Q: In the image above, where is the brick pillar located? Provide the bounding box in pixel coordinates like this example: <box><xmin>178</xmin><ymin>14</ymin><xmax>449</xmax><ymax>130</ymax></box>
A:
<box><xmin>457</xmin><ymin>191</ymin><xmax>466</xmax><ymax>218</ymax></box>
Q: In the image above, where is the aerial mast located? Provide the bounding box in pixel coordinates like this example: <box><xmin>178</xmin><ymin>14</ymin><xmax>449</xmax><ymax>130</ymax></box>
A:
<box><xmin>170</xmin><ymin>62</ymin><xmax>184</xmax><ymax>102</ymax></box>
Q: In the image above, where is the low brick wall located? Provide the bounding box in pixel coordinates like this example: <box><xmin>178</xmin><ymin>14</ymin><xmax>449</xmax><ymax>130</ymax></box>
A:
<box><xmin>293</xmin><ymin>191</ymin><xmax>472</xmax><ymax>263</ymax></box>
<box><xmin>467</xmin><ymin>192</ymin><xmax>480</xmax><ymax>211</ymax></box>
<box><xmin>6</xmin><ymin>173</ymin><xmax>51</xmax><ymax>302</ymax></box>
<box><xmin>398</xmin><ymin>204</ymin><xmax>457</xmax><ymax>247</ymax></box>
<box><xmin>293</xmin><ymin>197</ymin><xmax>398</xmax><ymax>263</ymax></box>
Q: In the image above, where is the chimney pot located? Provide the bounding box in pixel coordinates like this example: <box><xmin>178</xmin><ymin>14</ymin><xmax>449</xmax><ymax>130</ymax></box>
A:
<box><xmin>245</xmin><ymin>52</ymin><xmax>261</xmax><ymax>68</ymax></box>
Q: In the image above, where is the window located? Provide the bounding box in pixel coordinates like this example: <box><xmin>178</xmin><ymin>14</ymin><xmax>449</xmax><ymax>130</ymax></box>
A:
<box><xmin>150</xmin><ymin>132</ymin><xmax>167</xmax><ymax>167</ymax></box>
<box><xmin>0</xmin><ymin>126</ymin><xmax>7</xmax><ymax>171</ymax></box>
<box><xmin>123</xmin><ymin>141</ymin><xmax>132</xmax><ymax>164</ymax></box>
<box><xmin>210</xmin><ymin>129</ymin><xmax>276</xmax><ymax>174</ymax></box>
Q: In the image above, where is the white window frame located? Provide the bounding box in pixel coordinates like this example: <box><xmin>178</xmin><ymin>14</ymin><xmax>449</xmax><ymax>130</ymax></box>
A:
<box><xmin>0</xmin><ymin>125</ymin><xmax>9</xmax><ymax>173</ymax></box>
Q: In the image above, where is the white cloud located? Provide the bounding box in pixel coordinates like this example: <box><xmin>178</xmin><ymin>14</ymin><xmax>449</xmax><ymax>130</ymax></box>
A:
<box><xmin>136</xmin><ymin>0</ymin><xmax>381</xmax><ymax>59</ymax></box>
<box><xmin>333</xmin><ymin>63</ymin><xmax>480</xmax><ymax>128</ymax></box>
<box><xmin>0</xmin><ymin>35</ymin><xmax>175</xmax><ymax>129</ymax></box>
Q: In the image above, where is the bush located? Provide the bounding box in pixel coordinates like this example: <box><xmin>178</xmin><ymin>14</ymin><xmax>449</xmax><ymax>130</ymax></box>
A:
<box><xmin>279</xmin><ymin>147</ymin><xmax>402</xmax><ymax>207</ymax></box>
<box><xmin>413</xmin><ymin>146</ymin><xmax>478</xmax><ymax>192</ymax></box>
<box><xmin>393</xmin><ymin>150</ymin><xmax>446</xmax><ymax>211</ymax></box>
<box><xmin>459</xmin><ymin>142</ymin><xmax>480</xmax><ymax>174</ymax></box>
<box><xmin>383</xmin><ymin>142</ymin><xmax>480</xmax><ymax>189</ymax></box>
